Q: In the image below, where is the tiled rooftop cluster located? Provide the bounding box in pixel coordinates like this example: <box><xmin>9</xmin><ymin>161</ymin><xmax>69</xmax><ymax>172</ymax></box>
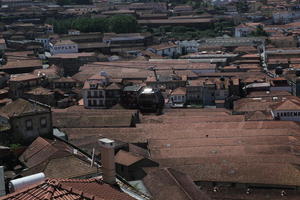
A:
<box><xmin>1</xmin><ymin>0</ymin><xmax>300</xmax><ymax>199</ymax></box>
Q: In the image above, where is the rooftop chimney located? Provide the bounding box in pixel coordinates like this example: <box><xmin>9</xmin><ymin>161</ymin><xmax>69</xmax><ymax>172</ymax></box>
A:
<box><xmin>98</xmin><ymin>138</ymin><xmax>116</xmax><ymax>185</ymax></box>
<box><xmin>0</xmin><ymin>166</ymin><xmax>5</xmax><ymax>197</ymax></box>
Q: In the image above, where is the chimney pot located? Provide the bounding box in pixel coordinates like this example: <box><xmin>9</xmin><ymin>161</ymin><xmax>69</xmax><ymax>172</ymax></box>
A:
<box><xmin>98</xmin><ymin>138</ymin><xmax>116</xmax><ymax>185</ymax></box>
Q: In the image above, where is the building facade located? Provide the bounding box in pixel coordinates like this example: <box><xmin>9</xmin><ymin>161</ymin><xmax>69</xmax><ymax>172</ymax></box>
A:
<box><xmin>271</xmin><ymin>99</ymin><xmax>300</xmax><ymax>121</ymax></box>
<box><xmin>147</xmin><ymin>43</ymin><xmax>181</xmax><ymax>57</ymax></box>
<box><xmin>49</xmin><ymin>40</ymin><xmax>78</xmax><ymax>55</ymax></box>
<box><xmin>82</xmin><ymin>72</ymin><xmax>121</xmax><ymax>108</ymax></box>
<box><xmin>0</xmin><ymin>98</ymin><xmax>52</xmax><ymax>144</ymax></box>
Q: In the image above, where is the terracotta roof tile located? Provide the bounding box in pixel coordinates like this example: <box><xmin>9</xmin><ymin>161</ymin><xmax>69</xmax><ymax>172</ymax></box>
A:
<box><xmin>115</xmin><ymin>150</ymin><xmax>143</xmax><ymax>166</ymax></box>
<box><xmin>9</xmin><ymin>73</ymin><xmax>40</xmax><ymax>82</ymax></box>
<box><xmin>2</xmin><ymin>59</ymin><xmax>42</xmax><ymax>69</ymax></box>
<box><xmin>171</xmin><ymin>87</ymin><xmax>186</xmax><ymax>95</ymax></box>
<box><xmin>0</xmin><ymin>178</ymin><xmax>135</xmax><ymax>200</ymax></box>
<box><xmin>19</xmin><ymin>137</ymin><xmax>72</xmax><ymax>168</ymax></box>
<box><xmin>25</xmin><ymin>87</ymin><xmax>54</xmax><ymax>95</ymax></box>
<box><xmin>143</xmin><ymin>168</ymin><xmax>211</xmax><ymax>200</ymax></box>
<box><xmin>271</xmin><ymin>98</ymin><xmax>300</xmax><ymax>111</ymax></box>
<box><xmin>0</xmin><ymin>98</ymin><xmax>50</xmax><ymax>118</ymax></box>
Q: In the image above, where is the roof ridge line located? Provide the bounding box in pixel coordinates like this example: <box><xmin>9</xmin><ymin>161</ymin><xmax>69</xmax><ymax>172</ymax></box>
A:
<box><xmin>57</xmin><ymin>180</ymin><xmax>102</xmax><ymax>200</ymax></box>
<box><xmin>0</xmin><ymin>180</ymin><xmax>46</xmax><ymax>200</ymax></box>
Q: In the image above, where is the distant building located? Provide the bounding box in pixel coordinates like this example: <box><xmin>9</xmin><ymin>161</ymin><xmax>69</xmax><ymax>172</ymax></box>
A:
<box><xmin>0</xmin><ymin>98</ymin><xmax>52</xmax><ymax>144</ymax></box>
<box><xmin>23</xmin><ymin>87</ymin><xmax>56</xmax><ymax>106</ymax></box>
<box><xmin>1</xmin><ymin>59</ymin><xmax>43</xmax><ymax>74</ymax></box>
<box><xmin>273</xmin><ymin>11</ymin><xmax>294</xmax><ymax>24</ymax></box>
<box><xmin>115</xmin><ymin>149</ymin><xmax>158</xmax><ymax>181</ymax></box>
<box><xmin>0</xmin><ymin>38</ymin><xmax>7</xmax><ymax>50</ymax></box>
<box><xmin>271</xmin><ymin>98</ymin><xmax>300</xmax><ymax>121</ymax></box>
<box><xmin>235</xmin><ymin>23</ymin><xmax>263</xmax><ymax>37</ymax></box>
<box><xmin>103</xmin><ymin>32</ymin><xmax>153</xmax><ymax>47</ymax></box>
<box><xmin>1</xmin><ymin>0</ymin><xmax>33</xmax><ymax>8</ymax></box>
<box><xmin>146</xmin><ymin>73</ymin><xmax>187</xmax><ymax>90</ymax></box>
<box><xmin>173</xmin><ymin>5</ymin><xmax>194</xmax><ymax>15</ymax></box>
<box><xmin>175</xmin><ymin>40</ymin><xmax>199</xmax><ymax>53</ymax></box>
<box><xmin>147</xmin><ymin>42</ymin><xmax>181</xmax><ymax>57</ymax></box>
<box><xmin>52</xmin><ymin>77</ymin><xmax>78</xmax><ymax>90</ymax></box>
<box><xmin>49</xmin><ymin>40</ymin><xmax>78</xmax><ymax>55</ymax></box>
<box><xmin>269</xmin><ymin>36</ymin><xmax>298</xmax><ymax>48</ymax></box>
<box><xmin>129</xmin><ymin>2</ymin><xmax>167</xmax><ymax>12</ymax></box>
<box><xmin>8</xmin><ymin>73</ymin><xmax>42</xmax><ymax>99</ymax></box>
<box><xmin>68</xmin><ymin>29</ymin><xmax>80</xmax><ymax>35</ymax></box>
<box><xmin>35</xmin><ymin>36</ymin><xmax>50</xmax><ymax>50</ymax></box>
<box><xmin>270</xmin><ymin>77</ymin><xmax>292</xmax><ymax>93</ymax></box>
<box><xmin>121</xmin><ymin>85</ymin><xmax>144</xmax><ymax>109</ymax></box>
<box><xmin>45</xmin><ymin>24</ymin><xmax>54</xmax><ymax>34</ymax></box>
<box><xmin>170</xmin><ymin>87</ymin><xmax>187</xmax><ymax>107</ymax></box>
<box><xmin>48</xmin><ymin>52</ymin><xmax>97</xmax><ymax>76</ymax></box>
<box><xmin>82</xmin><ymin>72</ymin><xmax>121</xmax><ymax>108</ymax></box>
<box><xmin>202</xmin><ymin>79</ymin><xmax>216</xmax><ymax>106</ymax></box>
<box><xmin>186</xmin><ymin>80</ymin><xmax>203</xmax><ymax>104</ymax></box>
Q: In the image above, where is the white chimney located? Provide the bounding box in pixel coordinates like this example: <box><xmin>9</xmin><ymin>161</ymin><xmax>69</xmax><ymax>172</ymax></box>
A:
<box><xmin>98</xmin><ymin>138</ymin><xmax>116</xmax><ymax>185</ymax></box>
<box><xmin>0</xmin><ymin>166</ymin><xmax>5</xmax><ymax>197</ymax></box>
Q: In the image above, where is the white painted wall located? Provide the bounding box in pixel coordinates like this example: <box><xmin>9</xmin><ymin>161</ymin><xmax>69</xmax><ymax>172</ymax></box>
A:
<box><xmin>176</xmin><ymin>40</ymin><xmax>199</xmax><ymax>53</ymax></box>
<box><xmin>148</xmin><ymin>46</ymin><xmax>181</xmax><ymax>57</ymax></box>
<box><xmin>82</xmin><ymin>89</ymin><xmax>106</xmax><ymax>108</ymax></box>
<box><xmin>35</xmin><ymin>38</ymin><xmax>50</xmax><ymax>49</ymax></box>
<box><xmin>235</xmin><ymin>27</ymin><xmax>252</xmax><ymax>37</ymax></box>
<box><xmin>49</xmin><ymin>43</ymin><xmax>78</xmax><ymax>55</ymax></box>
<box><xmin>170</xmin><ymin>94</ymin><xmax>186</xmax><ymax>104</ymax></box>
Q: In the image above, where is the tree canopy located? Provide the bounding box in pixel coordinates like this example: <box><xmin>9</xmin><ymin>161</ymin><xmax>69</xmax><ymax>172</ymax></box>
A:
<box><xmin>47</xmin><ymin>15</ymin><xmax>138</xmax><ymax>34</ymax></box>
<box><xmin>108</xmin><ymin>15</ymin><xmax>138</xmax><ymax>34</ymax></box>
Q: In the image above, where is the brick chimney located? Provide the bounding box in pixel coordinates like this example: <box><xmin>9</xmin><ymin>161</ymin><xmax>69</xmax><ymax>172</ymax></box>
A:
<box><xmin>0</xmin><ymin>166</ymin><xmax>5</xmax><ymax>197</ymax></box>
<box><xmin>98</xmin><ymin>138</ymin><xmax>116</xmax><ymax>185</ymax></box>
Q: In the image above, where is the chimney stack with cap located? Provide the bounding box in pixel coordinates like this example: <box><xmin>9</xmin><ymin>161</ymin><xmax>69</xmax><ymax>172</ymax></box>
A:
<box><xmin>98</xmin><ymin>138</ymin><xmax>116</xmax><ymax>185</ymax></box>
<box><xmin>0</xmin><ymin>166</ymin><xmax>5</xmax><ymax>197</ymax></box>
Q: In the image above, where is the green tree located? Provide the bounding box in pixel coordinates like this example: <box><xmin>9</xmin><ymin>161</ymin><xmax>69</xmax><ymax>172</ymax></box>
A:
<box><xmin>108</xmin><ymin>15</ymin><xmax>138</xmax><ymax>33</ymax></box>
<box><xmin>47</xmin><ymin>15</ymin><xmax>138</xmax><ymax>34</ymax></box>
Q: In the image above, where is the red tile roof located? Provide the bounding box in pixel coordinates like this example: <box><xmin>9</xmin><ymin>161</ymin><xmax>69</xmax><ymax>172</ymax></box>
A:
<box><xmin>0</xmin><ymin>98</ymin><xmax>50</xmax><ymax>118</ymax></box>
<box><xmin>271</xmin><ymin>98</ymin><xmax>300</xmax><ymax>111</ymax></box>
<box><xmin>2</xmin><ymin>59</ymin><xmax>42</xmax><ymax>70</ymax></box>
<box><xmin>9</xmin><ymin>73</ymin><xmax>40</xmax><ymax>82</ymax></box>
<box><xmin>0</xmin><ymin>178</ymin><xmax>135</xmax><ymax>200</ymax></box>
<box><xmin>171</xmin><ymin>87</ymin><xmax>186</xmax><ymax>95</ymax></box>
<box><xmin>143</xmin><ymin>168</ymin><xmax>211</xmax><ymax>200</ymax></box>
<box><xmin>19</xmin><ymin>137</ymin><xmax>73</xmax><ymax>168</ymax></box>
<box><xmin>115</xmin><ymin>150</ymin><xmax>143</xmax><ymax>166</ymax></box>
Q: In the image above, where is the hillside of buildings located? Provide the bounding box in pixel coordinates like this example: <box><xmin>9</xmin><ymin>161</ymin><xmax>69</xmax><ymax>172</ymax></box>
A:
<box><xmin>1</xmin><ymin>0</ymin><xmax>300</xmax><ymax>200</ymax></box>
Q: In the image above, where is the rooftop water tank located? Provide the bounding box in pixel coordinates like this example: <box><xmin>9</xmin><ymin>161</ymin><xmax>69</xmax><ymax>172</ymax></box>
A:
<box><xmin>9</xmin><ymin>173</ymin><xmax>45</xmax><ymax>192</ymax></box>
